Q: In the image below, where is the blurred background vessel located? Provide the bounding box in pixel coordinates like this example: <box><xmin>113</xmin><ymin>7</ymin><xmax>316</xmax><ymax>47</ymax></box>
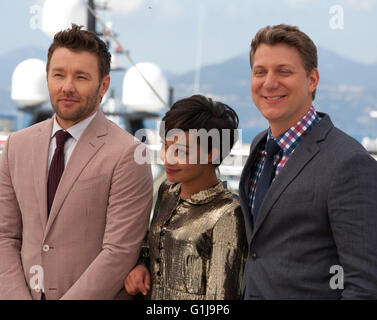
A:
<box><xmin>0</xmin><ymin>0</ymin><xmax>376</xmax><ymax>197</ymax></box>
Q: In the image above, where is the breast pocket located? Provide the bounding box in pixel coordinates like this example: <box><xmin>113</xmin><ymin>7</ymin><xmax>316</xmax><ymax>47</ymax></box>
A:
<box><xmin>74</xmin><ymin>174</ymin><xmax>108</xmax><ymax>191</ymax></box>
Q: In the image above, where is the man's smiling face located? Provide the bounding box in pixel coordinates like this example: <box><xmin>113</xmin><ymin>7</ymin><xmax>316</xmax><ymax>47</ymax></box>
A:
<box><xmin>251</xmin><ymin>42</ymin><xmax>319</xmax><ymax>136</ymax></box>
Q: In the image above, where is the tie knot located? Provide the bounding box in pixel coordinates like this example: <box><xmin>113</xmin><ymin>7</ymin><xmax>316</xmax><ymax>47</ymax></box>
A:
<box><xmin>55</xmin><ymin>130</ymin><xmax>71</xmax><ymax>149</ymax></box>
<box><xmin>265</xmin><ymin>138</ymin><xmax>280</xmax><ymax>158</ymax></box>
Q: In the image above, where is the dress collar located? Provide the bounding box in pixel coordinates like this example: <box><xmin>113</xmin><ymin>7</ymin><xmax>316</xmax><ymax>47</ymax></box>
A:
<box><xmin>168</xmin><ymin>180</ymin><xmax>225</xmax><ymax>205</ymax></box>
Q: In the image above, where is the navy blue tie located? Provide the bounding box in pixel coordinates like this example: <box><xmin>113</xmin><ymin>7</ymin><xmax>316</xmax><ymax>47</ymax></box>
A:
<box><xmin>253</xmin><ymin>139</ymin><xmax>280</xmax><ymax>221</ymax></box>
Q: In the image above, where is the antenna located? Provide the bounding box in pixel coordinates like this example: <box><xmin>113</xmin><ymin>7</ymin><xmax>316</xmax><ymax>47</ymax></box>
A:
<box><xmin>82</xmin><ymin>0</ymin><xmax>168</xmax><ymax>108</ymax></box>
<box><xmin>87</xmin><ymin>0</ymin><xmax>96</xmax><ymax>33</ymax></box>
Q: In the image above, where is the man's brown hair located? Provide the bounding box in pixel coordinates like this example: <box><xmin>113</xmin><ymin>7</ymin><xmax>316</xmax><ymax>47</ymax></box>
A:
<box><xmin>46</xmin><ymin>24</ymin><xmax>111</xmax><ymax>80</ymax></box>
<box><xmin>249</xmin><ymin>24</ymin><xmax>318</xmax><ymax>99</ymax></box>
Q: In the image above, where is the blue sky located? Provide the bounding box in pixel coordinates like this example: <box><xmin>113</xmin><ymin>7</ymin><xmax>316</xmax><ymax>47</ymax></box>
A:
<box><xmin>1</xmin><ymin>0</ymin><xmax>377</xmax><ymax>74</ymax></box>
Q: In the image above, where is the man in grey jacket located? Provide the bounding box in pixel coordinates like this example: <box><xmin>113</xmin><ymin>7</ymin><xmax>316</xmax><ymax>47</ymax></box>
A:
<box><xmin>239</xmin><ymin>24</ymin><xmax>377</xmax><ymax>299</ymax></box>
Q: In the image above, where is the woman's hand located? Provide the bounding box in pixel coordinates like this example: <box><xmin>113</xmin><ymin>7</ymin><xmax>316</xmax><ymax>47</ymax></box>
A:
<box><xmin>124</xmin><ymin>264</ymin><xmax>151</xmax><ymax>295</ymax></box>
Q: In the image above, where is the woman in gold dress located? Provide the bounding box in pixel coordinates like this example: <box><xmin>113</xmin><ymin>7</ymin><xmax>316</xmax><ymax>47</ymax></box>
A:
<box><xmin>124</xmin><ymin>94</ymin><xmax>246</xmax><ymax>300</ymax></box>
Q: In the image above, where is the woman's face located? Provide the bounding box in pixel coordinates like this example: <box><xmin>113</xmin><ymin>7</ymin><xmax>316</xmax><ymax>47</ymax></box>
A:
<box><xmin>160</xmin><ymin>130</ymin><xmax>213</xmax><ymax>185</ymax></box>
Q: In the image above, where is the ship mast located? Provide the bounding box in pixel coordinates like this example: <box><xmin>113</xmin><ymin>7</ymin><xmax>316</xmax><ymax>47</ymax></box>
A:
<box><xmin>87</xmin><ymin>0</ymin><xmax>96</xmax><ymax>33</ymax></box>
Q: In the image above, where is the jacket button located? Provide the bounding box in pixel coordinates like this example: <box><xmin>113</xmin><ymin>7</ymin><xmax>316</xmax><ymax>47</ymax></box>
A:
<box><xmin>251</xmin><ymin>252</ymin><xmax>257</xmax><ymax>259</ymax></box>
<box><xmin>42</xmin><ymin>244</ymin><xmax>50</xmax><ymax>252</ymax></box>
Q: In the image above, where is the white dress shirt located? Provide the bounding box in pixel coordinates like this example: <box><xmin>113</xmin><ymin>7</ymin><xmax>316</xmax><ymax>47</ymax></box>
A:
<box><xmin>47</xmin><ymin>111</ymin><xmax>98</xmax><ymax>172</ymax></box>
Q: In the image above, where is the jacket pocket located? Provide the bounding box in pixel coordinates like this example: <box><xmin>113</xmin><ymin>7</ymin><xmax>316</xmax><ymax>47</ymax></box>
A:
<box><xmin>74</xmin><ymin>174</ymin><xmax>107</xmax><ymax>191</ymax></box>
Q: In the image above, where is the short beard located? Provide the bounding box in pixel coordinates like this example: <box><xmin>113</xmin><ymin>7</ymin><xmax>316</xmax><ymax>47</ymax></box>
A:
<box><xmin>52</xmin><ymin>85</ymin><xmax>101</xmax><ymax>123</ymax></box>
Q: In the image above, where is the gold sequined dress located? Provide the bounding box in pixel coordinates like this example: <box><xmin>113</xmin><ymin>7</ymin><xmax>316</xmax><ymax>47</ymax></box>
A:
<box><xmin>140</xmin><ymin>180</ymin><xmax>247</xmax><ymax>300</ymax></box>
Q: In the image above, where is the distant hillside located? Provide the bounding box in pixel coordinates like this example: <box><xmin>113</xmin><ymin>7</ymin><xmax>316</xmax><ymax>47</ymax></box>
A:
<box><xmin>1</xmin><ymin>45</ymin><xmax>376</xmax><ymax>142</ymax></box>
<box><xmin>167</xmin><ymin>47</ymin><xmax>377</xmax><ymax>142</ymax></box>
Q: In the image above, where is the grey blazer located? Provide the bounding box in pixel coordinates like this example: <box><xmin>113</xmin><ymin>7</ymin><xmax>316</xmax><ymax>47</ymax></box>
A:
<box><xmin>239</xmin><ymin>112</ymin><xmax>377</xmax><ymax>299</ymax></box>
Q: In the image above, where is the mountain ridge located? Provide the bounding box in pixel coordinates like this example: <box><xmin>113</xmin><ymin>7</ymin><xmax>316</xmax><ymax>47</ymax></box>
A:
<box><xmin>1</xmin><ymin>45</ymin><xmax>376</xmax><ymax>142</ymax></box>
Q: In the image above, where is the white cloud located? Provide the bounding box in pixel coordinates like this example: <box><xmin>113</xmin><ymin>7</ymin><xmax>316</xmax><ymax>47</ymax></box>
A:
<box><xmin>33</xmin><ymin>0</ymin><xmax>144</xmax><ymax>15</ymax></box>
<box><xmin>282</xmin><ymin>0</ymin><xmax>315</xmax><ymax>6</ymax></box>
<box><xmin>283</xmin><ymin>0</ymin><xmax>375</xmax><ymax>11</ymax></box>
<box><xmin>102</xmin><ymin>0</ymin><xmax>143</xmax><ymax>14</ymax></box>
<box><xmin>102</xmin><ymin>0</ymin><xmax>184</xmax><ymax>20</ymax></box>
<box><xmin>153</xmin><ymin>0</ymin><xmax>184</xmax><ymax>20</ymax></box>
<box><xmin>224</xmin><ymin>3</ymin><xmax>238</xmax><ymax>19</ymax></box>
<box><xmin>343</xmin><ymin>0</ymin><xmax>375</xmax><ymax>11</ymax></box>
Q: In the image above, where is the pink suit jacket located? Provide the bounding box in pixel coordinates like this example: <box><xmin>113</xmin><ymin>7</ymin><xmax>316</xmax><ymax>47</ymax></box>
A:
<box><xmin>0</xmin><ymin>111</ymin><xmax>153</xmax><ymax>299</ymax></box>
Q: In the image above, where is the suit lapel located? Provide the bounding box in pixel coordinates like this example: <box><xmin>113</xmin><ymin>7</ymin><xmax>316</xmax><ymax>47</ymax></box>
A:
<box><xmin>251</xmin><ymin>136</ymin><xmax>319</xmax><ymax>238</ymax></box>
<box><xmin>32</xmin><ymin>119</ymin><xmax>53</xmax><ymax>232</ymax></box>
<box><xmin>250</xmin><ymin>114</ymin><xmax>333</xmax><ymax>241</ymax></box>
<box><xmin>44</xmin><ymin>112</ymin><xmax>108</xmax><ymax>238</ymax></box>
<box><xmin>239</xmin><ymin>131</ymin><xmax>267</xmax><ymax>243</ymax></box>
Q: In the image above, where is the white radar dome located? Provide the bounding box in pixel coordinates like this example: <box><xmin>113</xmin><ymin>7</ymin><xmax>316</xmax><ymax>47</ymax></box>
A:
<box><xmin>122</xmin><ymin>62</ymin><xmax>168</xmax><ymax>112</ymax></box>
<box><xmin>11</xmin><ymin>59</ymin><xmax>49</xmax><ymax>107</ymax></box>
<box><xmin>42</xmin><ymin>0</ymin><xmax>87</xmax><ymax>38</ymax></box>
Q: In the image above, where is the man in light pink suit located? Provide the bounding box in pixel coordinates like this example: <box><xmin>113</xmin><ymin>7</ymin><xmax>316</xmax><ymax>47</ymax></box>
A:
<box><xmin>0</xmin><ymin>24</ymin><xmax>153</xmax><ymax>300</ymax></box>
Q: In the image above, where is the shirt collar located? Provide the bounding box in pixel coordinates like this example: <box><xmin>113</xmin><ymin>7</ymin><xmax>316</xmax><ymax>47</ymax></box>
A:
<box><xmin>168</xmin><ymin>180</ymin><xmax>226</xmax><ymax>205</ymax></box>
<box><xmin>267</xmin><ymin>105</ymin><xmax>319</xmax><ymax>155</ymax></box>
<box><xmin>51</xmin><ymin>111</ymin><xmax>98</xmax><ymax>141</ymax></box>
